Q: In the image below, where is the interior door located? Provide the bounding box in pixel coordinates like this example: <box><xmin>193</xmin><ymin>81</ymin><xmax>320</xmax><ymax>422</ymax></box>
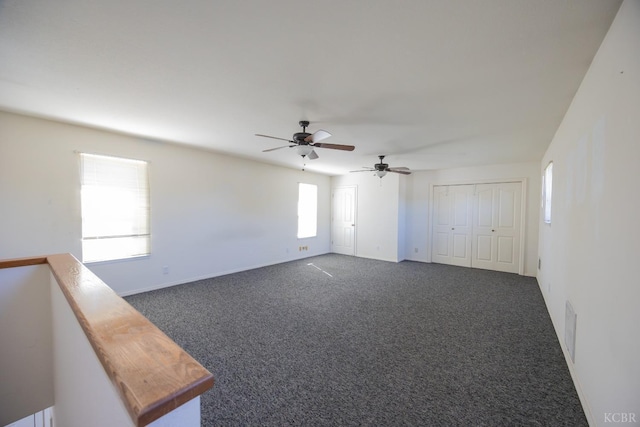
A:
<box><xmin>472</xmin><ymin>182</ymin><xmax>522</xmax><ymax>273</ymax></box>
<box><xmin>431</xmin><ymin>185</ymin><xmax>473</xmax><ymax>267</ymax></box>
<box><xmin>331</xmin><ymin>186</ymin><xmax>356</xmax><ymax>255</ymax></box>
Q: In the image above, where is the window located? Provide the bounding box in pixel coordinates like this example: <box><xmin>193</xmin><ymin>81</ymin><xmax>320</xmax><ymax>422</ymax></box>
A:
<box><xmin>80</xmin><ymin>153</ymin><xmax>150</xmax><ymax>262</ymax></box>
<box><xmin>297</xmin><ymin>183</ymin><xmax>317</xmax><ymax>238</ymax></box>
<box><xmin>543</xmin><ymin>162</ymin><xmax>553</xmax><ymax>224</ymax></box>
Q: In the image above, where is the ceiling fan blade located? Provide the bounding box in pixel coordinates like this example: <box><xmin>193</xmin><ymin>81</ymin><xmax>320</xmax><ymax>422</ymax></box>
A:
<box><xmin>387</xmin><ymin>167</ymin><xmax>412</xmax><ymax>175</ymax></box>
<box><xmin>313</xmin><ymin>142</ymin><xmax>355</xmax><ymax>151</ymax></box>
<box><xmin>350</xmin><ymin>168</ymin><xmax>375</xmax><ymax>173</ymax></box>
<box><xmin>262</xmin><ymin>145</ymin><xmax>295</xmax><ymax>152</ymax></box>
<box><xmin>255</xmin><ymin>133</ymin><xmax>294</xmax><ymax>143</ymax></box>
<box><xmin>305</xmin><ymin>129</ymin><xmax>332</xmax><ymax>143</ymax></box>
<box><xmin>307</xmin><ymin>149</ymin><xmax>319</xmax><ymax>160</ymax></box>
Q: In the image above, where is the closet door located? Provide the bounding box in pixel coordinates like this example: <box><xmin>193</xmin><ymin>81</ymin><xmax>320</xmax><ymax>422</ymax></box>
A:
<box><xmin>472</xmin><ymin>182</ymin><xmax>522</xmax><ymax>274</ymax></box>
<box><xmin>431</xmin><ymin>185</ymin><xmax>473</xmax><ymax>267</ymax></box>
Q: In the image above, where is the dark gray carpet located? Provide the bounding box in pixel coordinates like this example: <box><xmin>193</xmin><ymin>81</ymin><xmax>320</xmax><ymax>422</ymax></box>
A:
<box><xmin>125</xmin><ymin>254</ymin><xmax>587</xmax><ymax>426</ymax></box>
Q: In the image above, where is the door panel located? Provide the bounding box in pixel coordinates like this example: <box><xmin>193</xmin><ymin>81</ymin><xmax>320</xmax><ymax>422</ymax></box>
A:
<box><xmin>472</xmin><ymin>182</ymin><xmax>521</xmax><ymax>273</ymax></box>
<box><xmin>452</xmin><ymin>234</ymin><xmax>468</xmax><ymax>258</ymax></box>
<box><xmin>331</xmin><ymin>186</ymin><xmax>356</xmax><ymax>255</ymax></box>
<box><xmin>431</xmin><ymin>185</ymin><xmax>472</xmax><ymax>267</ymax></box>
<box><xmin>498</xmin><ymin>189</ymin><xmax>516</xmax><ymax>228</ymax></box>
<box><xmin>472</xmin><ymin>184</ymin><xmax>496</xmax><ymax>271</ymax></box>
<box><xmin>435</xmin><ymin>232</ymin><xmax>449</xmax><ymax>256</ymax></box>
<box><xmin>497</xmin><ymin>236</ymin><xmax>514</xmax><ymax>263</ymax></box>
<box><xmin>454</xmin><ymin>191</ymin><xmax>470</xmax><ymax>225</ymax></box>
<box><xmin>476</xmin><ymin>235</ymin><xmax>492</xmax><ymax>261</ymax></box>
<box><xmin>437</xmin><ymin>199</ymin><xmax>450</xmax><ymax>225</ymax></box>
<box><xmin>476</xmin><ymin>187</ymin><xmax>494</xmax><ymax>227</ymax></box>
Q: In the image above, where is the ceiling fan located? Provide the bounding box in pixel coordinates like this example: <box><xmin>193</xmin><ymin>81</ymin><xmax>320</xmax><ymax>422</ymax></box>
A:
<box><xmin>256</xmin><ymin>120</ymin><xmax>355</xmax><ymax>160</ymax></box>
<box><xmin>351</xmin><ymin>155</ymin><xmax>411</xmax><ymax>178</ymax></box>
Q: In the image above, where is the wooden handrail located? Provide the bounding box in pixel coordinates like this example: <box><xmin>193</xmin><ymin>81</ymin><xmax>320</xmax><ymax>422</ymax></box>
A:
<box><xmin>0</xmin><ymin>256</ymin><xmax>48</xmax><ymax>269</ymax></box>
<box><xmin>1</xmin><ymin>254</ymin><xmax>214</xmax><ymax>427</ymax></box>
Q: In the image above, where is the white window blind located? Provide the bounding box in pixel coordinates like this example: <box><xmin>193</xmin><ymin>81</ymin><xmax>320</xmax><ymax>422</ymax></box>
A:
<box><xmin>297</xmin><ymin>183</ymin><xmax>317</xmax><ymax>239</ymax></box>
<box><xmin>543</xmin><ymin>162</ymin><xmax>553</xmax><ymax>224</ymax></box>
<box><xmin>80</xmin><ymin>153</ymin><xmax>150</xmax><ymax>262</ymax></box>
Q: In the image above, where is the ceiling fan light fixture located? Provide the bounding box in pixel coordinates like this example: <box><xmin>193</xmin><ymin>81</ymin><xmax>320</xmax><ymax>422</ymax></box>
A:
<box><xmin>376</xmin><ymin>170</ymin><xmax>387</xmax><ymax>178</ymax></box>
<box><xmin>296</xmin><ymin>145</ymin><xmax>313</xmax><ymax>157</ymax></box>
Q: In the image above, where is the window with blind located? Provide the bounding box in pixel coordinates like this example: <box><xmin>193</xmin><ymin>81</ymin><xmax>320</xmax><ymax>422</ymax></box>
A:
<box><xmin>297</xmin><ymin>183</ymin><xmax>317</xmax><ymax>239</ymax></box>
<box><xmin>80</xmin><ymin>153</ymin><xmax>150</xmax><ymax>262</ymax></box>
<box><xmin>543</xmin><ymin>161</ymin><xmax>553</xmax><ymax>224</ymax></box>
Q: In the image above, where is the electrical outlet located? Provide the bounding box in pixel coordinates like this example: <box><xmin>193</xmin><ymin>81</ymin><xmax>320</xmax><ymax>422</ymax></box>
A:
<box><xmin>414</xmin><ymin>248</ymin><xmax>419</xmax><ymax>253</ymax></box>
<box><xmin>162</xmin><ymin>266</ymin><xmax>169</xmax><ymax>274</ymax></box>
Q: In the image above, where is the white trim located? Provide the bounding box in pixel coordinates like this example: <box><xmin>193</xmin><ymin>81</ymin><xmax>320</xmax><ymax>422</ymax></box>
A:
<box><xmin>426</xmin><ymin>183</ymin><xmax>435</xmax><ymax>264</ymax></box>
<box><xmin>518</xmin><ymin>178</ymin><xmax>527</xmax><ymax>276</ymax></box>
<box><xmin>537</xmin><ymin>281</ymin><xmax>595</xmax><ymax>426</ymax></box>
<box><xmin>118</xmin><ymin>252</ymin><xmax>331</xmax><ymax>297</ymax></box>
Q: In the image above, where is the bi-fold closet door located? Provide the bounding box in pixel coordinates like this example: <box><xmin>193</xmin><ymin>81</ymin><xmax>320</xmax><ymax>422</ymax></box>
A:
<box><xmin>431</xmin><ymin>182</ymin><xmax>522</xmax><ymax>274</ymax></box>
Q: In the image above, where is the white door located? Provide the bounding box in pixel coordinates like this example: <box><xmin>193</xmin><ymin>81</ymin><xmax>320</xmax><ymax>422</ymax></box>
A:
<box><xmin>472</xmin><ymin>182</ymin><xmax>522</xmax><ymax>273</ymax></box>
<box><xmin>331</xmin><ymin>186</ymin><xmax>356</xmax><ymax>255</ymax></box>
<box><xmin>431</xmin><ymin>185</ymin><xmax>473</xmax><ymax>267</ymax></box>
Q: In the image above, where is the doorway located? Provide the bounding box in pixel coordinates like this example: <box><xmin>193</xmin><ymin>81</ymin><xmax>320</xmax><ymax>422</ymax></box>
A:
<box><xmin>331</xmin><ymin>186</ymin><xmax>357</xmax><ymax>256</ymax></box>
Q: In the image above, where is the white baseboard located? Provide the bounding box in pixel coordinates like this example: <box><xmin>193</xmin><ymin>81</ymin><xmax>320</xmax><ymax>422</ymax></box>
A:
<box><xmin>536</xmin><ymin>279</ymin><xmax>595</xmax><ymax>426</ymax></box>
<box><xmin>118</xmin><ymin>251</ymin><xmax>330</xmax><ymax>297</ymax></box>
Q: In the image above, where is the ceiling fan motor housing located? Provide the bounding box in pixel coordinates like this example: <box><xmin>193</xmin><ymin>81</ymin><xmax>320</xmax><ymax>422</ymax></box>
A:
<box><xmin>293</xmin><ymin>132</ymin><xmax>311</xmax><ymax>144</ymax></box>
<box><xmin>375</xmin><ymin>163</ymin><xmax>389</xmax><ymax>171</ymax></box>
<box><xmin>295</xmin><ymin>120</ymin><xmax>312</xmax><ymax>144</ymax></box>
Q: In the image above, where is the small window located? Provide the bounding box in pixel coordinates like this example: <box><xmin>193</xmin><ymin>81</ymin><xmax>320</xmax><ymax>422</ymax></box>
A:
<box><xmin>543</xmin><ymin>162</ymin><xmax>553</xmax><ymax>224</ymax></box>
<box><xmin>297</xmin><ymin>183</ymin><xmax>317</xmax><ymax>238</ymax></box>
<box><xmin>80</xmin><ymin>153</ymin><xmax>150</xmax><ymax>262</ymax></box>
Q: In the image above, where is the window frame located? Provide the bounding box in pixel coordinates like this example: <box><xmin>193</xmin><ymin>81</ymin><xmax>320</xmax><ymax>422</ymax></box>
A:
<box><xmin>542</xmin><ymin>161</ymin><xmax>553</xmax><ymax>224</ymax></box>
<box><xmin>80</xmin><ymin>153</ymin><xmax>151</xmax><ymax>263</ymax></box>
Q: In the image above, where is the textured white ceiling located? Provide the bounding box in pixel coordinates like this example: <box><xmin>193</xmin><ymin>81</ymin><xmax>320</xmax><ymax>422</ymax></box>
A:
<box><xmin>0</xmin><ymin>0</ymin><xmax>622</xmax><ymax>175</ymax></box>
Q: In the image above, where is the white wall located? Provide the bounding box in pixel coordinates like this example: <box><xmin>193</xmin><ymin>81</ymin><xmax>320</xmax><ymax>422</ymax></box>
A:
<box><xmin>537</xmin><ymin>1</ymin><xmax>640</xmax><ymax>424</ymax></box>
<box><xmin>398</xmin><ymin>175</ymin><xmax>407</xmax><ymax>262</ymax></box>
<box><xmin>0</xmin><ymin>265</ymin><xmax>53</xmax><ymax>426</ymax></box>
<box><xmin>331</xmin><ymin>161</ymin><xmax>540</xmax><ymax>272</ymax></box>
<box><xmin>0</xmin><ymin>112</ymin><xmax>331</xmax><ymax>295</ymax></box>
<box><xmin>404</xmin><ymin>162</ymin><xmax>541</xmax><ymax>276</ymax></box>
<box><xmin>332</xmin><ymin>172</ymin><xmax>402</xmax><ymax>262</ymax></box>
